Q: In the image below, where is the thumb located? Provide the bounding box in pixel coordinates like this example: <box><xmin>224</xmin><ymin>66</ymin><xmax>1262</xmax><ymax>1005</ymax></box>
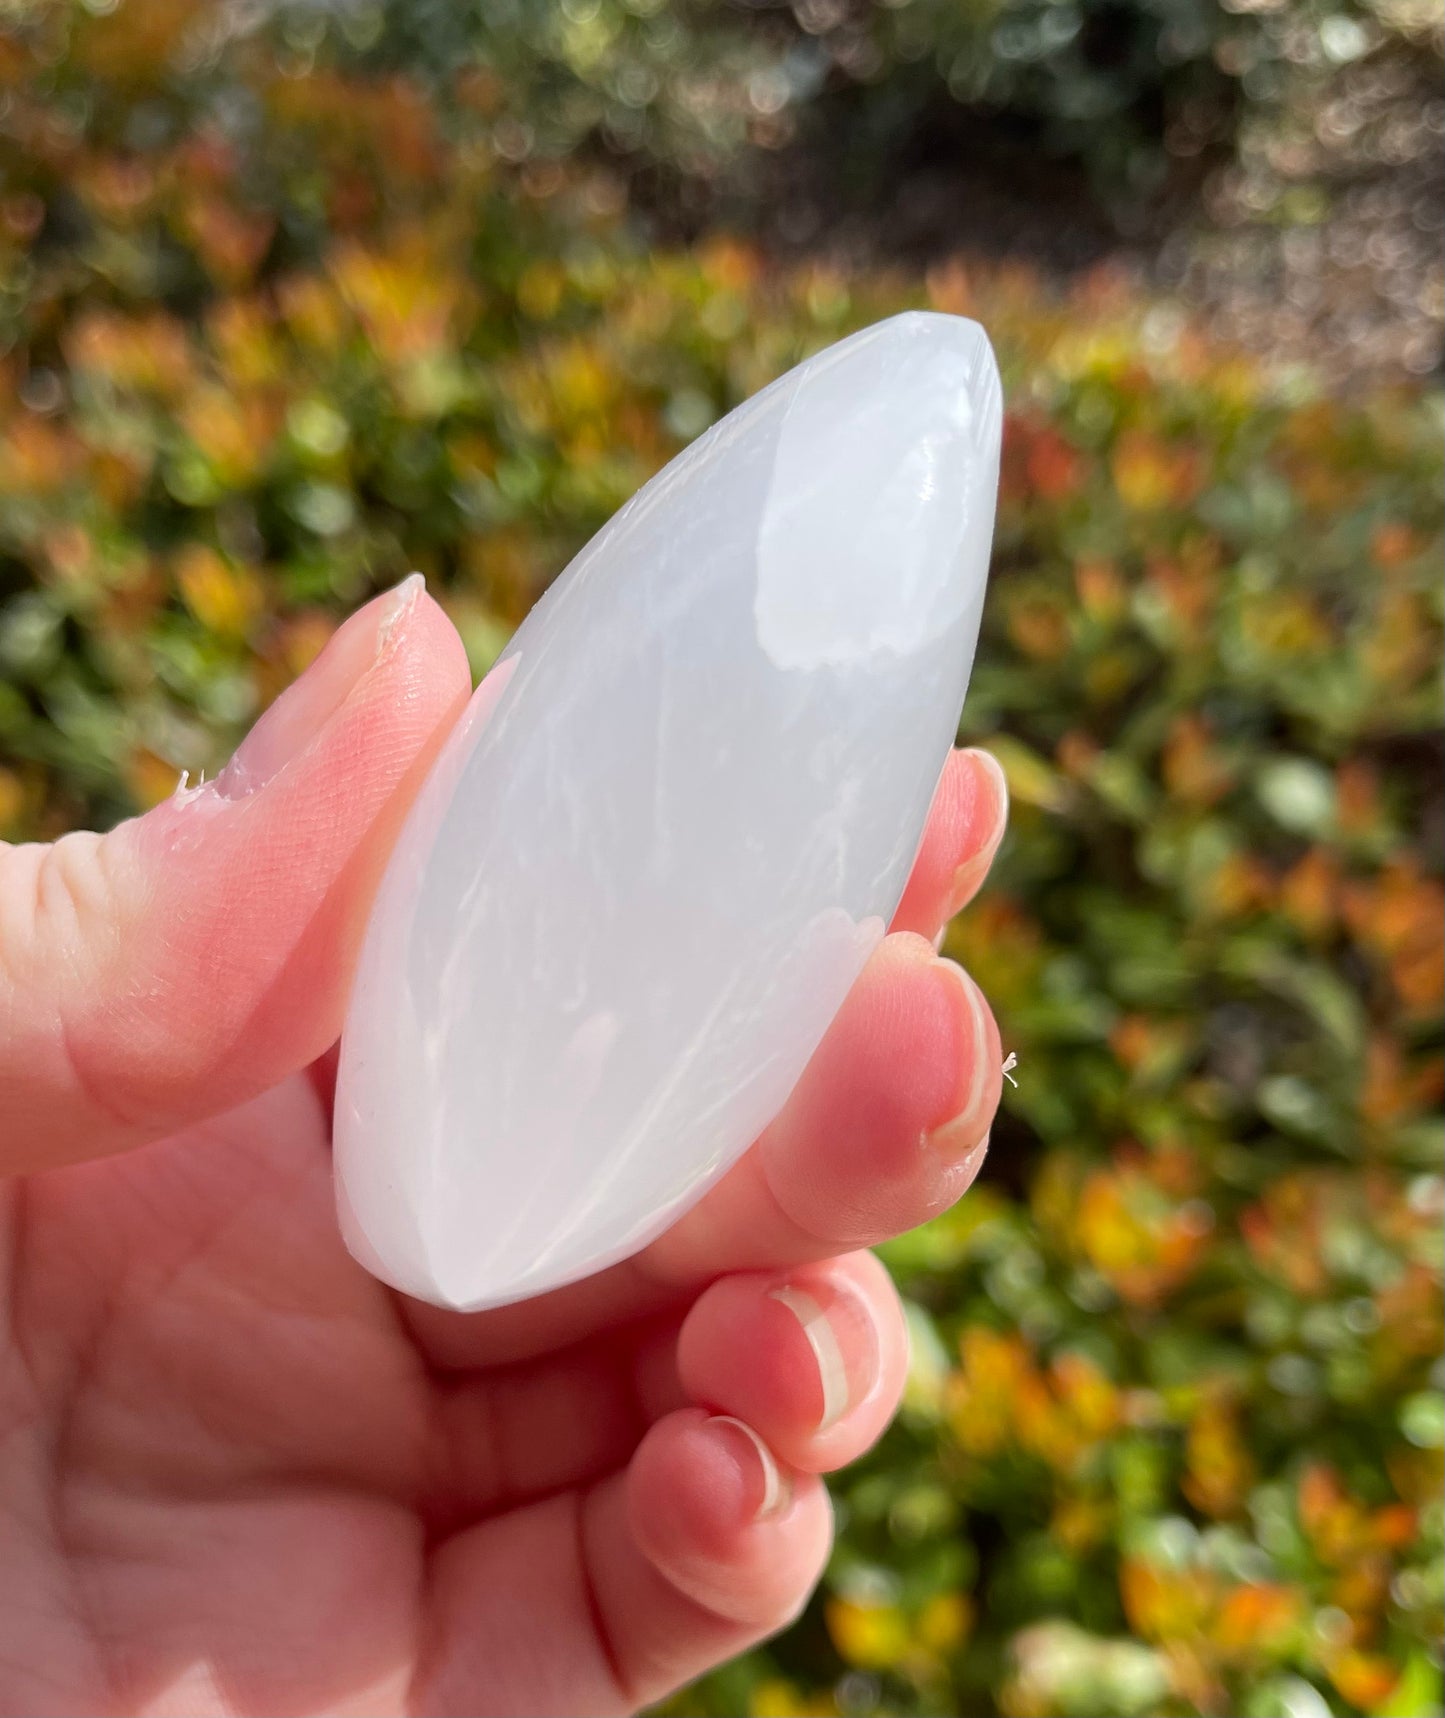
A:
<box><xmin>0</xmin><ymin>574</ymin><xmax>471</xmax><ymax>1176</ymax></box>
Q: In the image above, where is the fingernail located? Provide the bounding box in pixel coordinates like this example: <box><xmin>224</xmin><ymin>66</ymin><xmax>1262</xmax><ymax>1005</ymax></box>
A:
<box><xmin>705</xmin><ymin>1415</ymin><xmax>791</xmax><ymax>1522</ymax></box>
<box><xmin>926</xmin><ymin>958</ymin><xmax>998</xmax><ymax>1162</ymax></box>
<box><xmin>944</xmin><ymin>748</ymin><xmax>1009</xmax><ymax>918</ymax></box>
<box><xmin>214</xmin><ymin>574</ymin><xmax>424</xmax><ymax>800</ymax></box>
<box><xmin>769</xmin><ymin>1278</ymin><xmax>881</xmax><ymax>1433</ymax></box>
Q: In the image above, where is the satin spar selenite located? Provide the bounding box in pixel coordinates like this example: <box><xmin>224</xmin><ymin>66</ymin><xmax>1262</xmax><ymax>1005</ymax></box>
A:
<box><xmin>335</xmin><ymin>310</ymin><xmax>1003</xmax><ymax>1310</ymax></box>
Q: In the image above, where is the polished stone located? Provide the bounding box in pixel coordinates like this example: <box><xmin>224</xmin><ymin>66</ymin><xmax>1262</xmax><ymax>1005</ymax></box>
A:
<box><xmin>335</xmin><ymin>311</ymin><xmax>1003</xmax><ymax>1310</ymax></box>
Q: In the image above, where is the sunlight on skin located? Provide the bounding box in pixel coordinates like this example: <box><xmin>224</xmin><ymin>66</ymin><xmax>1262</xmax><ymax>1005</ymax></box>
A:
<box><xmin>0</xmin><ymin>590</ymin><xmax>1011</xmax><ymax>1715</ymax></box>
<box><xmin>321</xmin><ymin>1668</ymin><xmax>417</xmax><ymax>1717</ymax></box>
<box><xmin>138</xmin><ymin>1659</ymin><xmax>411</xmax><ymax>1718</ymax></box>
<box><xmin>138</xmin><ymin>1660</ymin><xmax>229</xmax><ymax>1718</ymax></box>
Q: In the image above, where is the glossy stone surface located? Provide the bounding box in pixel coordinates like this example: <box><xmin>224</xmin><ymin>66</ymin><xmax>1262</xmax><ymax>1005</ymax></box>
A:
<box><xmin>335</xmin><ymin>311</ymin><xmax>1003</xmax><ymax>1310</ymax></box>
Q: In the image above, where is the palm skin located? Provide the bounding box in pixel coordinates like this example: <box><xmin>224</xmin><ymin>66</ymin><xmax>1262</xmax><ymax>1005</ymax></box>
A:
<box><xmin>0</xmin><ymin>583</ymin><xmax>1007</xmax><ymax>1717</ymax></box>
<box><xmin>4</xmin><ymin>1077</ymin><xmax>437</xmax><ymax>1716</ymax></box>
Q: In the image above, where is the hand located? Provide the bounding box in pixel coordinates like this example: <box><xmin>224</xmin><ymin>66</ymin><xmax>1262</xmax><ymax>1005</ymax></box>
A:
<box><xmin>0</xmin><ymin>578</ymin><xmax>1008</xmax><ymax>1717</ymax></box>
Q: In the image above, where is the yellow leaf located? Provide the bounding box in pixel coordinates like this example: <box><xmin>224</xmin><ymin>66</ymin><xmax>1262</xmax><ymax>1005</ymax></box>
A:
<box><xmin>917</xmin><ymin>1591</ymin><xmax>973</xmax><ymax>1654</ymax></box>
<box><xmin>0</xmin><ymin>766</ymin><xmax>27</xmax><ymax>833</ymax></box>
<box><xmin>825</xmin><ymin>1597</ymin><xmax>911</xmax><ymax>1670</ymax></box>
<box><xmin>125</xmin><ymin>749</ymin><xmax>186</xmax><ymax>810</ymax></box>
<box><xmin>983</xmin><ymin>735</ymin><xmax>1067</xmax><ymax>813</ymax></box>
<box><xmin>175</xmin><ymin>546</ymin><xmax>263</xmax><ymax>640</ymax></box>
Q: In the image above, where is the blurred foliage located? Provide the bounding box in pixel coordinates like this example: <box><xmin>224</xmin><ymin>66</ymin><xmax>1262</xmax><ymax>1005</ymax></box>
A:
<box><xmin>274</xmin><ymin>0</ymin><xmax>1442</xmax><ymax>216</ymax></box>
<box><xmin>1</xmin><ymin>5</ymin><xmax>1443</xmax><ymax>1717</ymax></box>
<box><xmin>2</xmin><ymin>0</ymin><xmax>1438</xmax><ymax>237</ymax></box>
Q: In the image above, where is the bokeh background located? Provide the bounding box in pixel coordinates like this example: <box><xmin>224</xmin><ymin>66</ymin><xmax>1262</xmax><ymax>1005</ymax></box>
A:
<box><xmin>1</xmin><ymin>2</ymin><xmax>1442</xmax><ymax>1714</ymax></box>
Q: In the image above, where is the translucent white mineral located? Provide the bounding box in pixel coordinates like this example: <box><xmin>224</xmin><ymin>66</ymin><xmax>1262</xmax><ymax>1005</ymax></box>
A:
<box><xmin>335</xmin><ymin>311</ymin><xmax>1003</xmax><ymax>1310</ymax></box>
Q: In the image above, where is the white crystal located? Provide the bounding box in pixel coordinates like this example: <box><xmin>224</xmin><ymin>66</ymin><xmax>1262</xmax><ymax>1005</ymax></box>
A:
<box><xmin>335</xmin><ymin>311</ymin><xmax>1003</xmax><ymax>1311</ymax></box>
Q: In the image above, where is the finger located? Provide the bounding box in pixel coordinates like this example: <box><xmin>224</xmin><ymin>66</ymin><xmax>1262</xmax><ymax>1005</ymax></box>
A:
<box><xmin>890</xmin><ymin>745</ymin><xmax>1008</xmax><ymax>938</ymax></box>
<box><xmin>611</xmin><ymin>1410</ymin><xmax>830</xmax><ymax>1675</ymax></box>
<box><xmin>420</xmin><ymin>1251</ymin><xmax>903</xmax><ymax>1521</ymax></box>
<box><xmin>423</xmin><ymin>1332</ymin><xmax>659</xmax><ymax>1527</ymax></box>
<box><xmin>675</xmin><ymin>1251</ymin><xmax>907</xmax><ymax>1473</ymax></box>
<box><xmin>0</xmin><ymin>576</ymin><xmax>472</xmax><ymax>1175</ymax></box>
<box><xmin>413</xmin><ymin>1412</ymin><xmax>828</xmax><ymax>1716</ymax></box>
<box><xmin>650</xmin><ymin>934</ymin><xmax>1001</xmax><ymax>1274</ymax></box>
<box><xmin>407</xmin><ymin>931</ymin><xmax>1001</xmax><ymax>1368</ymax></box>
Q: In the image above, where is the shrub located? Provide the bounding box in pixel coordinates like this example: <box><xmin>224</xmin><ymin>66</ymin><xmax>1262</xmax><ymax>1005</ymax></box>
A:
<box><xmin>7</xmin><ymin>0</ymin><xmax>1437</xmax><ymax>241</ymax></box>
<box><xmin>1</xmin><ymin>10</ymin><xmax>1442</xmax><ymax>1716</ymax></box>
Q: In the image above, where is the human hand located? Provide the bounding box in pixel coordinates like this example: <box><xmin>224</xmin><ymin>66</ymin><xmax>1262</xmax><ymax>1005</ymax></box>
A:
<box><xmin>0</xmin><ymin>578</ymin><xmax>1008</xmax><ymax>1717</ymax></box>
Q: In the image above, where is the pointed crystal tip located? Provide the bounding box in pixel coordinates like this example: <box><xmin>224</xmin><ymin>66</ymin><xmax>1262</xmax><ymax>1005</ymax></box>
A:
<box><xmin>755</xmin><ymin>312</ymin><xmax>1002</xmax><ymax>671</ymax></box>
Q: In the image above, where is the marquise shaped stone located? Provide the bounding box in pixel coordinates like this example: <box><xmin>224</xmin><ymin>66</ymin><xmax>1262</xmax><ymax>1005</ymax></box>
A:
<box><xmin>335</xmin><ymin>311</ymin><xmax>1003</xmax><ymax>1310</ymax></box>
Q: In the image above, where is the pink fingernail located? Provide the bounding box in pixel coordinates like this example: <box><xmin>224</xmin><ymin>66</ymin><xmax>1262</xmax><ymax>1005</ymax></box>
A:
<box><xmin>705</xmin><ymin>1416</ymin><xmax>791</xmax><ymax>1521</ymax></box>
<box><xmin>768</xmin><ymin>1277</ymin><xmax>881</xmax><ymax>1433</ymax></box>
<box><xmin>214</xmin><ymin>574</ymin><xmax>424</xmax><ymax>800</ymax></box>
<box><xmin>943</xmin><ymin>748</ymin><xmax>1009</xmax><ymax>918</ymax></box>
<box><xmin>926</xmin><ymin>957</ymin><xmax>998</xmax><ymax>1162</ymax></box>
